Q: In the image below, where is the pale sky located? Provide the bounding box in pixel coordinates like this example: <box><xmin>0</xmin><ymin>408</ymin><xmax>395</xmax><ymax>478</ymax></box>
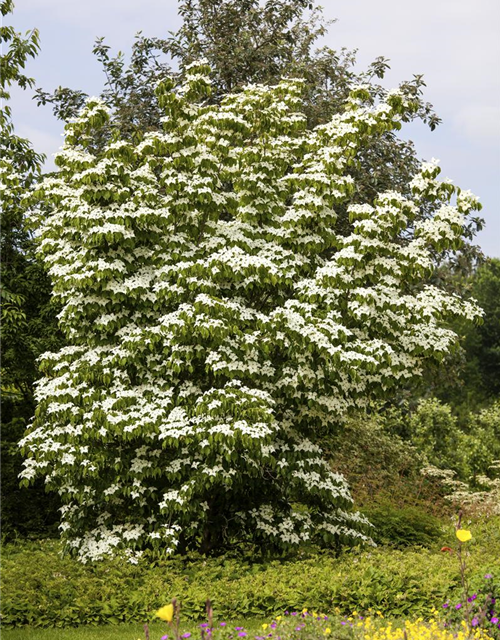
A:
<box><xmin>8</xmin><ymin>0</ymin><xmax>500</xmax><ymax>257</ymax></box>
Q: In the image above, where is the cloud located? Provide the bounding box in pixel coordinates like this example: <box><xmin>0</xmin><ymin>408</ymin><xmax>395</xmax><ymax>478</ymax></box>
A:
<box><xmin>320</xmin><ymin>0</ymin><xmax>500</xmax><ymax>103</ymax></box>
<box><xmin>15</xmin><ymin>0</ymin><xmax>181</xmax><ymax>34</ymax></box>
<box><xmin>454</xmin><ymin>106</ymin><xmax>500</xmax><ymax>145</ymax></box>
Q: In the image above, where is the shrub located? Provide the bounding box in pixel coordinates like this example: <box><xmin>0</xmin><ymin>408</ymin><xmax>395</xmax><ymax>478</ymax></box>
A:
<box><xmin>359</xmin><ymin>502</ymin><xmax>443</xmax><ymax>548</ymax></box>
<box><xmin>21</xmin><ymin>59</ymin><xmax>483</xmax><ymax>561</ymax></box>
<box><xmin>323</xmin><ymin>415</ymin><xmax>446</xmax><ymax>515</ymax></box>
<box><xmin>407</xmin><ymin>399</ymin><xmax>465</xmax><ymax>474</ymax></box>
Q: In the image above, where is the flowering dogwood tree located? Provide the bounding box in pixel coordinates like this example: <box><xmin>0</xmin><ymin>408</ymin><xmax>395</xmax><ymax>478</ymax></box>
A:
<box><xmin>20</xmin><ymin>63</ymin><xmax>482</xmax><ymax>562</ymax></box>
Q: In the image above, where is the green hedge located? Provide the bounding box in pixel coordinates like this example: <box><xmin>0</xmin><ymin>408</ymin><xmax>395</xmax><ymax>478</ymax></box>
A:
<box><xmin>2</xmin><ymin>518</ymin><xmax>499</xmax><ymax>629</ymax></box>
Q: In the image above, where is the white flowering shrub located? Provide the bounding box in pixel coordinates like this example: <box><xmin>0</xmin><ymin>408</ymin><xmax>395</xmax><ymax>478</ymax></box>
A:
<box><xmin>421</xmin><ymin>463</ymin><xmax>500</xmax><ymax>518</ymax></box>
<box><xmin>20</xmin><ymin>63</ymin><xmax>482</xmax><ymax>562</ymax></box>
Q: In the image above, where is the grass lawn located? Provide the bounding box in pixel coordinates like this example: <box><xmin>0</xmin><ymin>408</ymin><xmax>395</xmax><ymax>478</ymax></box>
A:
<box><xmin>1</xmin><ymin>620</ymin><xmax>266</xmax><ymax>640</ymax></box>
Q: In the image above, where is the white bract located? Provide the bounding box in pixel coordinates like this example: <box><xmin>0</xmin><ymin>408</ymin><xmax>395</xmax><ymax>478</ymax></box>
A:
<box><xmin>19</xmin><ymin>64</ymin><xmax>482</xmax><ymax>562</ymax></box>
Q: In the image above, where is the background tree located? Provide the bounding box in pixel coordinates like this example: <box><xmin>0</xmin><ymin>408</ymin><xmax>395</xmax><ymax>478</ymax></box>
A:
<box><xmin>21</xmin><ymin>68</ymin><xmax>482</xmax><ymax>561</ymax></box>
<box><xmin>456</xmin><ymin>259</ymin><xmax>500</xmax><ymax>406</ymax></box>
<box><xmin>405</xmin><ymin>258</ymin><xmax>500</xmax><ymax>419</ymax></box>
<box><xmin>0</xmin><ymin>0</ymin><xmax>61</xmax><ymax>537</ymax></box>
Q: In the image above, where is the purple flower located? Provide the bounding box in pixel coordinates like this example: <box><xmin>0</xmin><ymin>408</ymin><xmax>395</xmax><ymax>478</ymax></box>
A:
<box><xmin>291</xmin><ymin>612</ymin><xmax>297</xmax><ymax>616</ymax></box>
<box><xmin>456</xmin><ymin>603</ymin><xmax>462</xmax><ymax>610</ymax></box>
<box><xmin>491</xmin><ymin>617</ymin><xmax>498</xmax><ymax>624</ymax></box>
<box><xmin>443</xmin><ymin>603</ymin><xmax>449</xmax><ymax>608</ymax></box>
<box><xmin>220</xmin><ymin>622</ymin><xmax>227</xmax><ymax>627</ymax></box>
<box><xmin>485</xmin><ymin>574</ymin><xmax>493</xmax><ymax>579</ymax></box>
<box><xmin>295</xmin><ymin>627</ymin><xmax>302</xmax><ymax>631</ymax></box>
<box><xmin>271</xmin><ymin>623</ymin><xmax>277</xmax><ymax>629</ymax></box>
<box><xmin>181</xmin><ymin>635</ymin><xmax>191</xmax><ymax>639</ymax></box>
<box><xmin>161</xmin><ymin>636</ymin><xmax>168</xmax><ymax>640</ymax></box>
<box><xmin>235</xmin><ymin>627</ymin><xmax>244</xmax><ymax>631</ymax></box>
<box><xmin>238</xmin><ymin>633</ymin><xmax>247</xmax><ymax>637</ymax></box>
<box><xmin>200</xmin><ymin>624</ymin><xmax>209</xmax><ymax>628</ymax></box>
<box><xmin>468</xmin><ymin>594</ymin><xmax>477</xmax><ymax>602</ymax></box>
<box><xmin>471</xmin><ymin>617</ymin><xmax>479</xmax><ymax>627</ymax></box>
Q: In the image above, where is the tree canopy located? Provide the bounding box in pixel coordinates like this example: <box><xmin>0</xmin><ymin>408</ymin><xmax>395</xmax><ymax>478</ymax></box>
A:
<box><xmin>35</xmin><ymin>0</ymin><xmax>483</xmax><ymax>276</ymax></box>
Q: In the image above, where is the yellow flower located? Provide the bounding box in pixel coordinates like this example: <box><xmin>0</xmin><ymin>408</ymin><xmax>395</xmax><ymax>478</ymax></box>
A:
<box><xmin>156</xmin><ymin>603</ymin><xmax>174</xmax><ymax>622</ymax></box>
<box><xmin>276</xmin><ymin>616</ymin><xmax>282</xmax><ymax>621</ymax></box>
<box><xmin>456</xmin><ymin>529</ymin><xmax>472</xmax><ymax>543</ymax></box>
<box><xmin>262</xmin><ymin>624</ymin><xmax>268</xmax><ymax>630</ymax></box>
<box><xmin>324</xmin><ymin>628</ymin><xmax>331</xmax><ymax>635</ymax></box>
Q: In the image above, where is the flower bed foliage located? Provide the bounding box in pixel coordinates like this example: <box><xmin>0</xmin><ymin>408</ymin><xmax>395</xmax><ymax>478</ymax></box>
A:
<box><xmin>147</xmin><ymin>544</ymin><xmax>500</xmax><ymax>640</ymax></box>
<box><xmin>2</xmin><ymin>518</ymin><xmax>499</xmax><ymax>629</ymax></box>
<box><xmin>151</xmin><ymin>610</ymin><xmax>499</xmax><ymax>640</ymax></box>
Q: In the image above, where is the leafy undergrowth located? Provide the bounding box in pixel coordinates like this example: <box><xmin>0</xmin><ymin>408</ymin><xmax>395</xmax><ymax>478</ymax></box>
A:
<box><xmin>1</xmin><ymin>518</ymin><xmax>499</xmax><ymax>629</ymax></box>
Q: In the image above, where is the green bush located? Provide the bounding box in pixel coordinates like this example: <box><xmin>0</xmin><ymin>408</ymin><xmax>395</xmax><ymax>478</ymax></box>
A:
<box><xmin>406</xmin><ymin>399</ymin><xmax>465</xmax><ymax>474</ymax></box>
<box><xmin>2</xmin><ymin>518</ymin><xmax>499</xmax><ymax>629</ymax></box>
<box><xmin>322</xmin><ymin>416</ymin><xmax>443</xmax><ymax>512</ymax></box>
<box><xmin>382</xmin><ymin>398</ymin><xmax>500</xmax><ymax>484</ymax></box>
<box><xmin>360</xmin><ymin>503</ymin><xmax>443</xmax><ymax>548</ymax></box>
